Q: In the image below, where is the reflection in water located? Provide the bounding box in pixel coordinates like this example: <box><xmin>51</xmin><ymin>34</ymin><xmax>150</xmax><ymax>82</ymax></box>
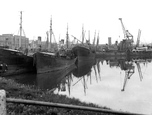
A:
<box><xmin>65</xmin><ymin>57</ymin><xmax>152</xmax><ymax>94</ymax></box>
<box><xmin>104</xmin><ymin>57</ymin><xmax>151</xmax><ymax>92</ymax></box>
<box><xmin>72</xmin><ymin>59</ymin><xmax>97</xmax><ymax>95</ymax></box>
<box><xmin>41</xmin><ymin>57</ymin><xmax>152</xmax><ymax>95</ymax></box>
<box><xmin>121</xmin><ymin>61</ymin><xmax>135</xmax><ymax>91</ymax></box>
<box><xmin>120</xmin><ymin>59</ymin><xmax>151</xmax><ymax>91</ymax></box>
<box><xmin>108</xmin><ymin>59</ymin><xmax>135</xmax><ymax>91</ymax></box>
<box><xmin>36</xmin><ymin>65</ymin><xmax>76</xmax><ymax>93</ymax></box>
<box><xmin>8</xmin><ymin>57</ymin><xmax>152</xmax><ymax>93</ymax></box>
<box><xmin>6</xmin><ymin>57</ymin><xmax>152</xmax><ymax>114</ymax></box>
<box><xmin>135</xmin><ymin>61</ymin><xmax>143</xmax><ymax>81</ymax></box>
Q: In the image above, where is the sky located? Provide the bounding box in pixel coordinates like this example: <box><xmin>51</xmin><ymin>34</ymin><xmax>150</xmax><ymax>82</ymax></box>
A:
<box><xmin>0</xmin><ymin>0</ymin><xmax>152</xmax><ymax>44</ymax></box>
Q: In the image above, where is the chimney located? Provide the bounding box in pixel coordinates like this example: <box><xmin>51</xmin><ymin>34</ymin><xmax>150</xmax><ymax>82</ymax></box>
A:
<box><xmin>108</xmin><ymin>37</ymin><xmax>112</xmax><ymax>46</ymax></box>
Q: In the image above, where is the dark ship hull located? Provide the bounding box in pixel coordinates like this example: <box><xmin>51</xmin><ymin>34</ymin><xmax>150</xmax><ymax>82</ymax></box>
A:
<box><xmin>0</xmin><ymin>48</ymin><xmax>36</xmax><ymax>76</ymax></box>
<box><xmin>34</xmin><ymin>52</ymin><xmax>77</xmax><ymax>74</ymax></box>
<box><xmin>72</xmin><ymin>45</ymin><xmax>95</xmax><ymax>63</ymax></box>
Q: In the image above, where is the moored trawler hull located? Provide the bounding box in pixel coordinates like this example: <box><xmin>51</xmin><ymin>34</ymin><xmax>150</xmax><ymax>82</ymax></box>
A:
<box><xmin>0</xmin><ymin>48</ymin><xmax>36</xmax><ymax>76</ymax></box>
<box><xmin>72</xmin><ymin>45</ymin><xmax>95</xmax><ymax>63</ymax></box>
<box><xmin>0</xmin><ymin>64</ymin><xmax>36</xmax><ymax>76</ymax></box>
<box><xmin>34</xmin><ymin>52</ymin><xmax>77</xmax><ymax>74</ymax></box>
<box><xmin>72</xmin><ymin>45</ymin><xmax>92</xmax><ymax>57</ymax></box>
<box><xmin>37</xmin><ymin>61</ymin><xmax>76</xmax><ymax>74</ymax></box>
<box><xmin>0</xmin><ymin>48</ymin><xmax>34</xmax><ymax>65</ymax></box>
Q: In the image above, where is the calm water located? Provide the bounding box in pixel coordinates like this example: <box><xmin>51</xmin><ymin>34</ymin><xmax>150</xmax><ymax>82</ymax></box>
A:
<box><xmin>8</xmin><ymin>57</ymin><xmax>152</xmax><ymax>114</ymax></box>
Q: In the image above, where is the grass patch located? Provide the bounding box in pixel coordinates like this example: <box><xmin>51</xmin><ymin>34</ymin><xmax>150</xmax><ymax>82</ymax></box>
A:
<box><xmin>0</xmin><ymin>77</ymin><xmax>115</xmax><ymax>115</ymax></box>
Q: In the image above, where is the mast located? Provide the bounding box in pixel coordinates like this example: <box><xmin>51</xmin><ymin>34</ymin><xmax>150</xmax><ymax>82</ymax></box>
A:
<box><xmin>96</xmin><ymin>31</ymin><xmax>99</xmax><ymax>51</ymax></box>
<box><xmin>46</xmin><ymin>31</ymin><xmax>49</xmax><ymax>49</ymax></box>
<box><xmin>19</xmin><ymin>11</ymin><xmax>22</xmax><ymax>48</ymax></box>
<box><xmin>66</xmin><ymin>24</ymin><xmax>69</xmax><ymax>48</ymax></box>
<box><xmin>136</xmin><ymin>29</ymin><xmax>141</xmax><ymax>47</ymax></box>
<box><xmin>88</xmin><ymin>30</ymin><xmax>90</xmax><ymax>44</ymax></box>
<box><xmin>49</xmin><ymin>16</ymin><xmax>52</xmax><ymax>51</ymax></box>
<box><xmin>82</xmin><ymin>24</ymin><xmax>84</xmax><ymax>44</ymax></box>
<box><xmin>93</xmin><ymin>30</ymin><xmax>96</xmax><ymax>46</ymax></box>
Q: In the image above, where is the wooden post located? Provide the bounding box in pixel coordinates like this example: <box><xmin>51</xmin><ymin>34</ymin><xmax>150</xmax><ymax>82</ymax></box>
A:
<box><xmin>0</xmin><ymin>90</ymin><xmax>6</xmax><ymax>115</ymax></box>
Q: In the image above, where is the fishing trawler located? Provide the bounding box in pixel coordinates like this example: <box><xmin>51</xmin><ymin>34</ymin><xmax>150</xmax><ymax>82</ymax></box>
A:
<box><xmin>34</xmin><ymin>22</ymin><xmax>77</xmax><ymax>74</ymax></box>
<box><xmin>71</xmin><ymin>27</ymin><xmax>96</xmax><ymax>63</ymax></box>
<box><xmin>34</xmin><ymin>51</ymin><xmax>77</xmax><ymax>74</ymax></box>
<box><xmin>0</xmin><ymin>12</ymin><xmax>36</xmax><ymax>76</ymax></box>
<box><xmin>72</xmin><ymin>45</ymin><xmax>95</xmax><ymax>63</ymax></box>
<box><xmin>0</xmin><ymin>48</ymin><xmax>36</xmax><ymax>76</ymax></box>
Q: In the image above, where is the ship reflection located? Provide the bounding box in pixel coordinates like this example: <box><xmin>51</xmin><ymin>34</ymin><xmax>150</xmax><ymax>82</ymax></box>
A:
<box><xmin>36</xmin><ymin>65</ymin><xmax>76</xmax><ymax>92</ymax></box>
<box><xmin>36</xmin><ymin>58</ymin><xmax>99</xmax><ymax>95</ymax></box>
<box><xmin>6</xmin><ymin>57</ymin><xmax>152</xmax><ymax>95</ymax></box>
<box><xmin>67</xmin><ymin>58</ymin><xmax>102</xmax><ymax>95</ymax></box>
<box><xmin>107</xmin><ymin>57</ymin><xmax>152</xmax><ymax>91</ymax></box>
<box><xmin>73</xmin><ymin>59</ymin><xmax>96</xmax><ymax>77</ymax></box>
<box><xmin>39</xmin><ymin>57</ymin><xmax>152</xmax><ymax>94</ymax></box>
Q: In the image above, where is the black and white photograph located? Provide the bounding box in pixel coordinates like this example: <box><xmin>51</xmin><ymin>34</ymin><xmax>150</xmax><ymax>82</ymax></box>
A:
<box><xmin>0</xmin><ymin>0</ymin><xmax>152</xmax><ymax>114</ymax></box>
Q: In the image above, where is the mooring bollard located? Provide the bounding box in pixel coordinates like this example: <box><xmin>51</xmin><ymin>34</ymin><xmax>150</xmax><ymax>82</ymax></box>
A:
<box><xmin>0</xmin><ymin>90</ymin><xmax>6</xmax><ymax>115</ymax></box>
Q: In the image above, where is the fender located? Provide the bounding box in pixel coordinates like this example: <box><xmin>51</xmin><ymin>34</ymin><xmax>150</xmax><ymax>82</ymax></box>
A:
<box><xmin>0</xmin><ymin>63</ymin><xmax>8</xmax><ymax>73</ymax></box>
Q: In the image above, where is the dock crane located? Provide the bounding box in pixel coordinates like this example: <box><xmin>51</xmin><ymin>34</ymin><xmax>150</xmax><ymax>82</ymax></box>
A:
<box><xmin>118</xmin><ymin>18</ymin><xmax>134</xmax><ymax>51</ymax></box>
<box><xmin>119</xmin><ymin>18</ymin><xmax>133</xmax><ymax>40</ymax></box>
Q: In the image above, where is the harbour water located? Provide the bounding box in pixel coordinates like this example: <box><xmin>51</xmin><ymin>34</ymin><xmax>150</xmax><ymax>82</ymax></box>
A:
<box><xmin>7</xmin><ymin>57</ymin><xmax>152</xmax><ymax>114</ymax></box>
